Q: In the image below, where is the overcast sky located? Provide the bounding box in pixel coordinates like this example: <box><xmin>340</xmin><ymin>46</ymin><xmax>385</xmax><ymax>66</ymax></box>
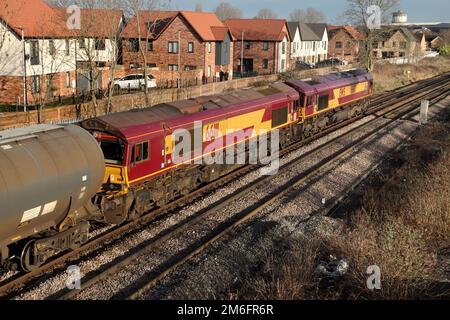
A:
<box><xmin>169</xmin><ymin>0</ymin><xmax>450</xmax><ymax>24</ymax></box>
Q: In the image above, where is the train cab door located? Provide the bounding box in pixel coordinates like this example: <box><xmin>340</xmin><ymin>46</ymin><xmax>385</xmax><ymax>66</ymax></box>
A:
<box><xmin>127</xmin><ymin>136</ymin><xmax>164</xmax><ymax>185</ymax></box>
<box><xmin>305</xmin><ymin>94</ymin><xmax>316</xmax><ymax>117</ymax></box>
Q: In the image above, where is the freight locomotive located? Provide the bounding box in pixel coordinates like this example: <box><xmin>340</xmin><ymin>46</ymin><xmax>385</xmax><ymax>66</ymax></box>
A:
<box><xmin>0</xmin><ymin>69</ymin><xmax>373</xmax><ymax>272</ymax></box>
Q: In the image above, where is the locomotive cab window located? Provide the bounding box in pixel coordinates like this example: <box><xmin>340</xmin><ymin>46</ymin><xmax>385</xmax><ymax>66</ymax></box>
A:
<box><xmin>317</xmin><ymin>94</ymin><xmax>329</xmax><ymax>111</ymax></box>
<box><xmin>272</xmin><ymin>106</ymin><xmax>288</xmax><ymax>128</ymax></box>
<box><xmin>100</xmin><ymin>139</ymin><xmax>125</xmax><ymax>165</ymax></box>
<box><xmin>131</xmin><ymin>141</ymin><xmax>150</xmax><ymax>164</ymax></box>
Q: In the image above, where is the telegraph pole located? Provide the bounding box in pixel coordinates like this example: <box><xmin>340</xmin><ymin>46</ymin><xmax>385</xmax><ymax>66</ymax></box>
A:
<box><xmin>241</xmin><ymin>31</ymin><xmax>244</xmax><ymax>74</ymax></box>
<box><xmin>20</xmin><ymin>27</ymin><xmax>28</xmax><ymax>112</ymax></box>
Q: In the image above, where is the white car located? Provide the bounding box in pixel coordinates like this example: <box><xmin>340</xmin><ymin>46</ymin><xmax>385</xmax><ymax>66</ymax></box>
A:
<box><xmin>113</xmin><ymin>74</ymin><xmax>157</xmax><ymax>91</ymax></box>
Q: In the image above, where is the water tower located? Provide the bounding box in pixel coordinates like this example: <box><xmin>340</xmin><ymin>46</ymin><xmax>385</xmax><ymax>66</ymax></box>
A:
<box><xmin>392</xmin><ymin>10</ymin><xmax>408</xmax><ymax>24</ymax></box>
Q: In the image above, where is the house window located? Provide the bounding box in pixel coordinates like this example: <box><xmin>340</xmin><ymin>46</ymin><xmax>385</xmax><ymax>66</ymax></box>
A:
<box><xmin>281</xmin><ymin>59</ymin><xmax>285</xmax><ymax>71</ymax></box>
<box><xmin>207</xmin><ymin>42</ymin><xmax>212</xmax><ymax>53</ymax></box>
<box><xmin>65</xmin><ymin>39</ymin><xmax>70</xmax><ymax>56</ymax></box>
<box><xmin>130</xmin><ymin>62</ymin><xmax>140</xmax><ymax>69</ymax></box>
<box><xmin>335</xmin><ymin>41</ymin><xmax>342</xmax><ymax>49</ymax></box>
<box><xmin>400</xmin><ymin>41</ymin><xmax>407</xmax><ymax>49</ymax></box>
<box><xmin>168</xmin><ymin>41</ymin><xmax>179</xmax><ymax>53</ymax></box>
<box><xmin>66</xmin><ymin>72</ymin><xmax>71</xmax><ymax>88</ymax></box>
<box><xmin>30</xmin><ymin>41</ymin><xmax>40</xmax><ymax>65</ymax></box>
<box><xmin>131</xmin><ymin>141</ymin><xmax>150</xmax><ymax>163</ymax></box>
<box><xmin>262</xmin><ymin>59</ymin><xmax>269</xmax><ymax>69</ymax></box>
<box><xmin>263</xmin><ymin>42</ymin><xmax>269</xmax><ymax>51</ymax></box>
<box><xmin>147</xmin><ymin>63</ymin><xmax>157</xmax><ymax>68</ymax></box>
<box><xmin>147</xmin><ymin>40</ymin><xmax>153</xmax><ymax>51</ymax></box>
<box><xmin>130</xmin><ymin>39</ymin><xmax>139</xmax><ymax>52</ymax></box>
<box><xmin>392</xmin><ymin>41</ymin><xmax>397</xmax><ymax>47</ymax></box>
<box><xmin>282</xmin><ymin>42</ymin><xmax>286</xmax><ymax>54</ymax></box>
<box><xmin>185</xmin><ymin>65</ymin><xmax>196</xmax><ymax>71</ymax></box>
<box><xmin>207</xmin><ymin>65</ymin><xmax>212</xmax><ymax>77</ymax></box>
<box><xmin>244</xmin><ymin>41</ymin><xmax>251</xmax><ymax>49</ymax></box>
<box><xmin>30</xmin><ymin>75</ymin><xmax>40</xmax><ymax>93</ymax></box>
<box><xmin>49</xmin><ymin>40</ymin><xmax>56</xmax><ymax>56</ymax></box>
<box><xmin>79</xmin><ymin>38</ymin><xmax>86</xmax><ymax>49</ymax></box>
<box><xmin>169</xmin><ymin>64</ymin><xmax>179</xmax><ymax>71</ymax></box>
<box><xmin>346</xmin><ymin>41</ymin><xmax>352</xmax><ymax>48</ymax></box>
<box><xmin>95</xmin><ymin>39</ymin><xmax>106</xmax><ymax>50</ymax></box>
<box><xmin>188</xmin><ymin>42</ymin><xmax>194</xmax><ymax>53</ymax></box>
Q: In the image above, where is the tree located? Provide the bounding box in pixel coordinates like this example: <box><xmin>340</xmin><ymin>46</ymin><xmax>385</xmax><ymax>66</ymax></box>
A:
<box><xmin>254</xmin><ymin>8</ymin><xmax>278</xmax><ymax>19</ymax></box>
<box><xmin>126</xmin><ymin>0</ymin><xmax>171</xmax><ymax>106</ymax></box>
<box><xmin>290</xmin><ymin>7</ymin><xmax>326</xmax><ymax>23</ymax></box>
<box><xmin>343</xmin><ymin>0</ymin><xmax>399</xmax><ymax>71</ymax></box>
<box><xmin>194</xmin><ymin>3</ymin><xmax>203</xmax><ymax>12</ymax></box>
<box><xmin>214</xmin><ymin>2</ymin><xmax>243</xmax><ymax>21</ymax></box>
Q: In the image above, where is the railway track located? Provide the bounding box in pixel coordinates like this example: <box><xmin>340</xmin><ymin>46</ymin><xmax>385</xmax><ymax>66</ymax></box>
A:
<box><xmin>48</xmin><ymin>77</ymin><xmax>450</xmax><ymax>300</ymax></box>
<box><xmin>1</xmin><ymin>72</ymin><xmax>449</xmax><ymax>300</ymax></box>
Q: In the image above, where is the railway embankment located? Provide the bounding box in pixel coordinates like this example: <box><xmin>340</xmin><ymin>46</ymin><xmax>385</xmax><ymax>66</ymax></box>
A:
<box><xmin>141</xmin><ymin>95</ymin><xmax>450</xmax><ymax>300</ymax></box>
<box><xmin>229</xmin><ymin>98</ymin><xmax>450</xmax><ymax>300</ymax></box>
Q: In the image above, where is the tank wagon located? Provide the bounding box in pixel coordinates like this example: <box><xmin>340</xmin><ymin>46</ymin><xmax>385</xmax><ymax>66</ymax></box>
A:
<box><xmin>0</xmin><ymin>125</ymin><xmax>104</xmax><ymax>272</ymax></box>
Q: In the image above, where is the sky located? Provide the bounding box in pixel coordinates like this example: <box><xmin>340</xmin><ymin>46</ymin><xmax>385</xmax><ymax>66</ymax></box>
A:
<box><xmin>169</xmin><ymin>0</ymin><xmax>450</xmax><ymax>24</ymax></box>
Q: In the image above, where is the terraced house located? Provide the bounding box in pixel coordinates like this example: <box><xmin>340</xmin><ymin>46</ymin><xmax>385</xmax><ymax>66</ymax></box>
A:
<box><xmin>121</xmin><ymin>11</ymin><xmax>234</xmax><ymax>84</ymax></box>
<box><xmin>288</xmin><ymin>22</ymin><xmax>329</xmax><ymax>65</ymax></box>
<box><xmin>225</xmin><ymin>19</ymin><xmax>291</xmax><ymax>75</ymax></box>
<box><xmin>0</xmin><ymin>0</ymin><xmax>124</xmax><ymax>106</ymax></box>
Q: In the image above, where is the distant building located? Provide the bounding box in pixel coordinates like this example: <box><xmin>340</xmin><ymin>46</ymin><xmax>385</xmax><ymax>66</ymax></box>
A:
<box><xmin>392</xmin><ymin>10</ymin><xmax>408</xmax><ymax>24</ymax></box>
<box><xmin>121</xmin><ymin>11</ymin><xmax>234</xmax><ymax>84</ymax></box>
<box><xmin>372</xmin><ymin>27</ymin><xmax>422</xmax><ymax>60</ymax></box>
<box><xmin>287</xmin><ymin>22</ymin><xmax>328</xmax><ymax>66</ymax></box>
<box><xmin>225</xmin><ymin>19</ymin><xmax>291</xmax><ymax>74</ymax></box>
<box><xmin>327</xmin><ymin>25</ymin><xmax>364</xmax><ymax>63</ymax></box>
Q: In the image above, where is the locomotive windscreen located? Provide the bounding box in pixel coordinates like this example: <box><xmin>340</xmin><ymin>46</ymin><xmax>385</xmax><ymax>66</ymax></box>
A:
<box><xmin>100</xmin><ymin>139</ymin><xmax>125</xmax><ymax>165</ymax></box>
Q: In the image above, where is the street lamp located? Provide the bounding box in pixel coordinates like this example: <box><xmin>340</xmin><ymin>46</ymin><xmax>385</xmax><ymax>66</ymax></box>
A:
<box><xmin>19</xmin><ymin>26</ymin><xmax>28</xmax><ymax>112</ymax></box>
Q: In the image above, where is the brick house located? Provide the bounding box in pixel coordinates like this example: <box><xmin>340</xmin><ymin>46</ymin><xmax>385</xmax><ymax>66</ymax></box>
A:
<box><xmin>327</xmin><ymin>25</ymin><xmax>364</xmax><ymax>63</ymax></box>
<box><xmin>121</xmin><ymin>11</ymin><xmax>234</xmax><ymax>85</ymax></box>
<box><xmin>372</xmin><ymin>27</ymin><xmax>420</xmax><ymax>60</ymax></box>
<box><xmin>224</xmin><ymin>19</ymin><xmax>291</xmax><ymax>75</ymax></box>
<box><xmin>0</xmin><ymin>0</ymin><xmax>124</xmax><ymax>106</ymax></box>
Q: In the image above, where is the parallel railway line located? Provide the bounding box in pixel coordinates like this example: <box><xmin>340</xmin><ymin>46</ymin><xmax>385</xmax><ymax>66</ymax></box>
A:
<box><xmin>1</xmin><ymin>72</ymin><xmax>449</xmax><ymax>300</ymax></box>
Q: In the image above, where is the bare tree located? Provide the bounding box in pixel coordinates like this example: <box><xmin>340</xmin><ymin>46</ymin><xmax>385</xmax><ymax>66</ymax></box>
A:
<box><xmin>344</xmin><ymin>0</ymin><xmax>399</xmax><ymax>71</ymax></box>
<box><xmin>195</xmin><ymin>3</ymin><xmax>203</xmax><ymax>12</ymax></box>
<box><xmin>254</xmin><ymin>8</ymin><xmax>278</xmax><ymax>19</ymax></box>
<box><xmin>214</xmin><ymin>2</ymin><xmax>243</xmax><ymax>21</ymax></box>
<box><xmin>126</xmin><ymin>0</ymin><xmax>171</xmax><ymax>106</ymax></box>
<box><xmin>290</xmin><ymin>8</ymin><xmax>326</xmax><ymax>23</ymax></box>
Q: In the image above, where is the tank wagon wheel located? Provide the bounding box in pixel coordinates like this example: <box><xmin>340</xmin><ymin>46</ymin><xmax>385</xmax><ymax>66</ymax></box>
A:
<box><xmin>20</xmin><ymin>240</ymin><xmax>40</xmax><ymax>272</ymax></box>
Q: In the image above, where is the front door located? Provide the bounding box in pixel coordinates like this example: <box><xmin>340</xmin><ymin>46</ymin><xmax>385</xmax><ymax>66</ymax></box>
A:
<box><xmin>243</xmin><ymin>59</ymin><xmax>254</xmax><ymax>73</ymax></box>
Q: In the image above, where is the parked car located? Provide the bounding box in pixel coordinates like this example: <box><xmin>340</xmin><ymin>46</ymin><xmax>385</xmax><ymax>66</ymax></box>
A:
<box><xmin>113</xmin><ymin>74</ymin><xmax>157</xmax><ymax>91</ymax></box>
<box><xmin>296</xmin><ymin>60</ymin><xmax>316</xmax><ymax>70</ymax></box>
<box><xmin>316</xmin><ymin>58</ymin><xmax>348</xmax><ymax>68</ymax></box>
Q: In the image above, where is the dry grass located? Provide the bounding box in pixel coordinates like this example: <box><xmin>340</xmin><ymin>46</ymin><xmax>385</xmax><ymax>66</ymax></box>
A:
<box><xmin>372</xmin><ymin>56</ymin><xmax>450</xmax><ymax>94</ymax></box>
<box><xmin>234</xmin><ymin>119</ymin><xmax>450</xmax><ymax>300</ymax></box>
